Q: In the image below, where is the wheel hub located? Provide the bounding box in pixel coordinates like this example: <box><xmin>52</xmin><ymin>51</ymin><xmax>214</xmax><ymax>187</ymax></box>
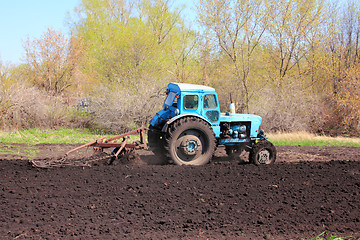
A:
<box><xmin>180</xmin><ymin>139</ymin><xmax>200</xmax><ymax>155</ymax></box>
<box><xmin>258</xmin><ymin>149</ymin><xmax>271</xmax><ymax>164</ymax></box>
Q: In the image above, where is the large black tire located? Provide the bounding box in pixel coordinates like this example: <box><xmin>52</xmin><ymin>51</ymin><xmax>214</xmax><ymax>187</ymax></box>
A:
<box><xmin>165</xmin><ymin>117</ymin><xmax>216</xmax><ymax>165</ymax></box>
<box><xmin>249</xmin><ymin>140</ymin><xmax>276</xmax><ymax>165</ymax></box>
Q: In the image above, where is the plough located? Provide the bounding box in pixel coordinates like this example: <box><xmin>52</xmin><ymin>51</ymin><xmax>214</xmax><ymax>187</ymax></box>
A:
<box><xmin>31</xmin><ymin>128</ymin><xmax>148</xmax><ymax>168</ymax></box>
<box><xmin>65</xmin><ymin>127</ymin><xmax>148</xmax><ymax>157</ymax></box>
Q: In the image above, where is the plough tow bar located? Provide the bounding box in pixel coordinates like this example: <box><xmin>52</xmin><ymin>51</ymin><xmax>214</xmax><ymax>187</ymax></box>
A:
<box><xmin>65</xmin><ymin>127</ymin><xmax>148</xmax><ymax>157</ymax></box>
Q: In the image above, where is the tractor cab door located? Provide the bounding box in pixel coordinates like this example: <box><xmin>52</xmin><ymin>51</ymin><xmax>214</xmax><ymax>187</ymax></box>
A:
<box><xmin>202</xmin><ymin>94</ymin><xmax>220</xmax><ymax>125</ymax></box>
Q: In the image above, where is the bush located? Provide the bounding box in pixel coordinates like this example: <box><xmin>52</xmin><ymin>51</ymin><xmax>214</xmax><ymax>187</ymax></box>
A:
<box><xmin>84</xmin><ymin>81</ymin><xmax>166</xmax><ymax>133</ymax></box>
<box><xmin>0</xmin><ymin>83</ymin><xmax>92</xmax><ymax>130</ymax></box>
<box><xmin>248</xmin><ymin>83</ymin><xmax>322</xmax><ymax>133</ymax></box>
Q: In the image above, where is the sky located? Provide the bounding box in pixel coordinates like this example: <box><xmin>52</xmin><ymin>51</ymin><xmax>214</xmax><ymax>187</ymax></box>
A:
<box><xmin>0</xmin><ymin>0</ymin><xmax>196</xmax><ymax>66</ymax></box>
<box><xmin>0</xmin><ymin>0</ymin><xmax>81</xmax><ymax>65</ymax></box>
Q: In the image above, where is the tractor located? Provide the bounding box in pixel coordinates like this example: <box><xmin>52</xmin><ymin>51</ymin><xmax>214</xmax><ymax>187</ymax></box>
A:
<box><xmin>34</xmin><ymin>82</ymin><xmax>276</xmax><ymax>168</ymax></box>
<box><xmin>148</xmin><ymin>82</ymin><xmax>276</xmax><ymax>165</ymax></box>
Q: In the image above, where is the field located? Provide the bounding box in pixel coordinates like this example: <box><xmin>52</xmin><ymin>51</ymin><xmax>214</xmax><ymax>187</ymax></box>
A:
<box><xmin>1</xmin><ymin>142</ymin><xmax>360</xmax><ymax>239</ymax></box>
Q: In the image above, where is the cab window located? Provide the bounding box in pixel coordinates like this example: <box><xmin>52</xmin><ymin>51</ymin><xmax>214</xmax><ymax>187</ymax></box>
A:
<box><xmin>203</xmin><ymin>94</ymin><xmax>217</xmax><ymax>109</ymax></box>
<box><xmin>184</xmin><ymin>95</ymin><xmax>198</xmax><ymax>110</ymax></box>
<box><xmin>164</xmin><ymin>92</ymin><xmax>176</xmax><ymax>106</ymax></box>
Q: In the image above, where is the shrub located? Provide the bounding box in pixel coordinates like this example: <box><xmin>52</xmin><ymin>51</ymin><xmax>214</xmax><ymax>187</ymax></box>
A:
<box><xmin>0</xmin><ymin>83</ymin><xmax>92</xmax><ymax>130</ymax></box>
<box><xmin>83</xmin><ymin>80</ymin><xmax>167</xmax><ymax>133</ymax></box>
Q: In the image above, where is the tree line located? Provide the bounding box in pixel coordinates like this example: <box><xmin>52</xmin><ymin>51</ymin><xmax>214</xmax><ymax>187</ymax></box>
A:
<box><xmin>0</xmin><ymin>0</ymin><xmax>359</xmax><ymax>135</ymax></box>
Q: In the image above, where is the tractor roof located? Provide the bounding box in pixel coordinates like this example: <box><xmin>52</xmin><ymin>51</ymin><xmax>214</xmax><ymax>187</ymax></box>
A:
<box><xmin>168</xmin><ymin>82</ymin><xmax>216</xmax><ymax>93</ymax></box>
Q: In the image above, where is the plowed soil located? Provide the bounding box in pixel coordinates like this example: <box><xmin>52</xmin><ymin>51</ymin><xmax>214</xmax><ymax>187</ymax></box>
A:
<box><xmin>1</xmin><ymin>145</ymin><xmax>360</xmax><ymax>239</ymax></box>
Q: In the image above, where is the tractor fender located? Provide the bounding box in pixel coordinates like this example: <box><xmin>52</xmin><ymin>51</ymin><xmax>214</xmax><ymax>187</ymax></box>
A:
<box><xmin>161</xmin><ymin>114</ymin><xmax>212</xmax><ymax>133</ymax></box>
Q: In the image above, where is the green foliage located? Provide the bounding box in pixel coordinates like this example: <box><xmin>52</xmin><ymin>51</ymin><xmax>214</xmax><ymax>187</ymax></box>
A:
<box><xmin>72</xmin><ymin>0</ymin><xmax>194</xmax><ymax>87</ymax></box>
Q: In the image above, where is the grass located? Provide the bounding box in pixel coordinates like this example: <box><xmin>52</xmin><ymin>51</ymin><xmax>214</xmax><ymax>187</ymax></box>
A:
<box><xmin>0</xmin><ymin>128</ymin><xmax>118</xmax><ymax>145</ymax></box>
<box><xmin>0</xmin><ymin>128</ymin><xmax>359</xmax><ymax>147</ymax></box>
<box><xmin>0</xmin><ymin>128</ymin><xmax>144</xmax><ymax>159</ymax></box>
<box><xmin>267</xmin><ymin>131</ymin><xmax>360</xmax><ymax>147</ymax></box>
<box><xmin>1</xmin><ymin>143</ymin><xmax>39</xmax><ymax>159</ymax></box>
<box><xmin>304</xmin><ymin>231</ymin><xmax>354</xmax><ymax>240</ymax></box>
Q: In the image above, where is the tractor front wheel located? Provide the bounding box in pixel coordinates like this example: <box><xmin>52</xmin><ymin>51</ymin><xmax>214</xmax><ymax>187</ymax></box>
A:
<box><xmin>165</xmin><ymin>117</ymin><xmax>216</xmax><ymax>165</ymax></box>
<box><xmin>249</xmin><ymin>140</ymin><xmax>276</xmax><ymax>165</ymax></box>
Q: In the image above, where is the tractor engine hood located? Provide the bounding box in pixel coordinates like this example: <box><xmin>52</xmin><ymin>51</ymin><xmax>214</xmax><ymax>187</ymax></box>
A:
<box><xmin>220</xmin><ymin>113</ymin><xmax>262</xmax><ymax>138</ymax></box>
<box><xmin>220</xmin><ymin>113</ymin><xmax>262</xmax><ymax>122</ymax></box>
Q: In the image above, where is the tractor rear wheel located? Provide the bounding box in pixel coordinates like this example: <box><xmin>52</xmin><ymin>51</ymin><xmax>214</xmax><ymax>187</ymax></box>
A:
<box><xmin>165</xmin><ymin>117</ymin><xmax>216</xmax><ymax>165</ymax></box>
<box><xmin>249</xmin><ymin>140</ymin><xmax>276</xmax><ymax>165</ymax></box>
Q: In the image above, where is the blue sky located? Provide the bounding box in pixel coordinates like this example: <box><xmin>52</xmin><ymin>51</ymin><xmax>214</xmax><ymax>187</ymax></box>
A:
<box><xmin>0</xmin><ymin>0</ymin><xmax>196</xmax><ymax>65</ymax></box>
<box><xmin>0</xmin><ymin>0</ymin><xmax>81</xmax><ymax>65</ymax></box>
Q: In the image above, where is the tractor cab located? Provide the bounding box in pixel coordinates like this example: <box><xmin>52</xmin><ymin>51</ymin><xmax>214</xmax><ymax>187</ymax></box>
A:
<box><xmin>150</xmin><ymin>83</ymin><xmax>221</xmax><ymax>131</ymax></box>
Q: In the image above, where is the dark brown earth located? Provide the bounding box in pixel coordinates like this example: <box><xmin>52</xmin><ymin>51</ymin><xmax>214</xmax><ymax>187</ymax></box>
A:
<box><xmin>1</xmin><ymin>145</ymin><xmax>360</xmax><ymax>239</ymax></box>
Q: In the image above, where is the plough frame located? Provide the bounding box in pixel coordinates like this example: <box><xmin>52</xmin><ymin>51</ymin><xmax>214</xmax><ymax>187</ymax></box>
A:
<box><xmin>65</xmin><ymin>127</ymin><xmax>148</xmax><ymax>157</ymax></box>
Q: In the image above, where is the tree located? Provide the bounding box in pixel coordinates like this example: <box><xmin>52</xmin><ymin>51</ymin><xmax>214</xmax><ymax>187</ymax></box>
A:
<box><xmin>265</xmin><ymin>0</ymin><xmax>326</xmax><ymax>88</ymax></box>
<box><xmin>198</xmin><ymin>0</ymin><xmax>271</xmax><ymax>113</ymax></box>
<box><xmin>73</xmin><ymin>0</ymin><xmax>196</xmax><ymax>86</ymax></box>
<box><xmin>24</xmin><ymin>28</ymin><xmax>78</xmax><ymax>95</ymax></box>
<box><xmin>0</xmin><ymin>62</ymin><xmax>14</xmax><ymax>124</ymax></box>
<box><xmin>139</xmin><ymin>0</ymin><xmax>182</xmax><ymax>44</ymax></box>
<box><xmin>322</xmin><ymin>0</ymin><xmax>360</xmax><ymax>134</ymax></box>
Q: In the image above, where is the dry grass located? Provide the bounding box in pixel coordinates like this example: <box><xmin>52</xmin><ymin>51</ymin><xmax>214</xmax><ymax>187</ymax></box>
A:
<box><xmin>267</xmin><ymin>131</ymin><xmax>360</xmax><ymax>147</ymax></box>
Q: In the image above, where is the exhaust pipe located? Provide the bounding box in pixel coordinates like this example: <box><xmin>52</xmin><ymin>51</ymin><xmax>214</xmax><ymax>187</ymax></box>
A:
<box><xmin>229</xmin><ymin>93</ymin><xmax>235</xmax><ymax>114</ymax></box>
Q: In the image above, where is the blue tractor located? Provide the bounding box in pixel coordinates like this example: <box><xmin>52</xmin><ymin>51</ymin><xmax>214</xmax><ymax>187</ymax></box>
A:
<box><xmin>148</xmin><ymin>83</ymin><xmax>276</xmax><ymax>165</ymax></box>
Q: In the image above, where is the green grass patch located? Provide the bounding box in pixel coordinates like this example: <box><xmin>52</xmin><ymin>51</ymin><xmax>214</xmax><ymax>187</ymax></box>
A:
<box><xmin>0</xmin><ymin>128</ymin><xmax>118</xmax><ymax>145</ymax></box>
<box><xmin>0</xmin><ymin>143</ymin><xmax>39</xmax><ymax>159</ymax></box>
<box><xmin>267</xmin><ymin>132</ymin><xmax>360</xmax><ymax>147</ymax></box>
<box><xmin>303</xmin><ymin>231</ymin><xmax>354</xmax><ymax>240</ymax></box>
<box><xmin>0</xmin><ymin>129</ymin><xmax>359</xmax><ymax>147</ymax></box>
